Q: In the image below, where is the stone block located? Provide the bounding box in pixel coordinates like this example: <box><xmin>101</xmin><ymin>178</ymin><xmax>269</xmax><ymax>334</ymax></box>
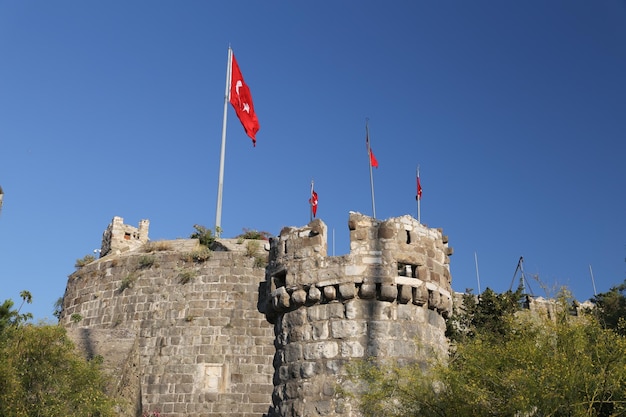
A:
<box><xmin>380</xmin><ymin>285</ymin><xmax>397</xmax><ymax>301</ymax></box>
<box><xmin>330</xmin><ymin>320</ymin><xmax>365</xmax><ymax>339</ymax></box>
<box><xmin>338</xmin><ymin>283</ymin><xmax>355</xmax><ymax>299</ymax></box>
<box><xmin>323</xmin><ymin>285</ymin><xmax>336</xmax><ymax>301</ymax></box>
<box><xmin>398</xmin><ymin>285</ymin><xmax>412</xmax><ymax>304</ymax></box>
<box><xmin>359</xmin><ymin>283</ymin><xmax>376</xmax><ymax>299</ymax></box>
<box><xmin>303</xmin><ymin>341</ymin><xmax>338</xmax><ymax>360</ymax></box>
<box><xmin>340</xmin><ymin>340</ymin><xmax>365</xmax><ymax>358</ymax></box>
<box><xmin>291</xmin><ymin>289</ymin><xmax>307</xmax><ymax>306</ymax></box>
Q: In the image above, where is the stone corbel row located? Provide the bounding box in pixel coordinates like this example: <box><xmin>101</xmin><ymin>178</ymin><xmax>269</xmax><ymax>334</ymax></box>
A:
<box><xmin>269</xmin><ymin>279</ymin><xmax>452</xmax><ymax>318</ymax></box>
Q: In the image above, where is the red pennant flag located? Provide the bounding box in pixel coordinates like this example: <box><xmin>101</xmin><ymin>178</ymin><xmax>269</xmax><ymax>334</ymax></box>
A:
<box><xmin>416</xmin><ymin>173</ymin><xmax>422</xmax><ymax>200</ymax></box>
<box><xmin>230</xmin><ymin>53</ymin><xmax>260</xmax><ymax>146</ymax></box>
<box><xmin>366</xmin><ymin>130</ymin><xmax>378</xmax><ymax>168</ymax></box>
<box><xmin>309</xmin><ymin>188</ymin><xmax>318</xmax><ymax>217</ymax></box>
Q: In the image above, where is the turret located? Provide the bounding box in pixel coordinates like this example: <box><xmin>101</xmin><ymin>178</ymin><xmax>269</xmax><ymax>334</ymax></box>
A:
<box><xmin>260</xmin><ymin>212</ymin><xmax>453</xmax><ymax>417</ymax></box>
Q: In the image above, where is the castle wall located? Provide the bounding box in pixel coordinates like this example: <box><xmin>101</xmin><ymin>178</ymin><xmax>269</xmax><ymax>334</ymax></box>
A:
<box><xmin>62</xmin><ymin>213</ymin><xmax>455</xmax><ymax>417</ymax></box>
<box><xmin>259</xmin><ymin>212</ymin><xmax>453</xmax><ymax>417</ymax></box>
<box><xmin>61</xmin><ymin>239</ymin><xmax>275</xmax><ymax>417</ymax></box>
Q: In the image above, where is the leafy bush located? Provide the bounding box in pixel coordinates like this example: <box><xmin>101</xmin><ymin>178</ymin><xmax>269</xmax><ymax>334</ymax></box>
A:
<box><xmin>0</xmin><ymin>296</ymin><xmax>116</xmax><ymax>417</ymax></box>
<box><xmin>190</xmin><ymin>224</ymin><xmax>216</xmax><ymax>247</ymax></box>
<box><xmin>236</xmin><ymin>228</ymin><xmax>272</xmax><ymax>240</ymax></box>
<box><xmin>137</xmin><ymin>255</ymin><xmax>156</xmax><ymax>269</ymax></box>
<box><xmin>74</xmin><ymin>254</ymin><xmax>95</xmax><ymax>268</ymax></box>
<box><xmin>70</xmin><ymin>313</ymin><xmax>83</xmax><ymax>323</ymax></box>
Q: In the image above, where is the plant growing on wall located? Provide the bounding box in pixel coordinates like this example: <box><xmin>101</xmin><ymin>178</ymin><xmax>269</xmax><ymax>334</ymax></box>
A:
<box><xmin>74</xmin><ymin>254</ymin><xmax>95</xmax><ymax>269</ymax></box>
<box><xmin>190</xmin><ymin>224</ymin><xmax>216</xmax><ymax>247</ymax></box>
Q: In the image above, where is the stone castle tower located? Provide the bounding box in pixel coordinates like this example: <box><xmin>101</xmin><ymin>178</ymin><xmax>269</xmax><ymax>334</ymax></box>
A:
<box><xmin>60</xmin><ymin>212</ymin><xmax>453</xmax><ymax>417</ymax></box>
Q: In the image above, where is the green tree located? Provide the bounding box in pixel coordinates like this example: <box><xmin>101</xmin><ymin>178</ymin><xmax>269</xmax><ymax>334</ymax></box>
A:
<box><xmin>0</xmin><ymin>294</ymin><xmax>116</xmax><ymax>417</ymax></box>
<box><xmin>0</xmin><ymin>290</ymin><xmax>33</xmax><ymax>332</ymax></box>
<box><xmin>591</xmin><ymin>279</ymin><xmax>626</xmax><ymax>335</ymax></box>
<box><xmin>351</xmin><ymin>289</ymin><xmax>626</xmax><ymax>417</ymax></box>
<box><xmin>446</xmin><ymin>287</ymin><xmax>524</xmax><ymax>343</ymax></box>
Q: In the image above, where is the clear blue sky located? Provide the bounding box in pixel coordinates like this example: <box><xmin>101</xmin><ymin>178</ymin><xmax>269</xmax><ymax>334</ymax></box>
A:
<box><xmin>1</xmin><ymin>1</ymin><xmax>625</xmax><ymax>322</ymax></box>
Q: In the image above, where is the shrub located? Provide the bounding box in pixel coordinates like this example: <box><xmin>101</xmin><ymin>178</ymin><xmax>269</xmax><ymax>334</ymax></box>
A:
<box><xmin>119</xmin><ymin>273</ymin><xmax>137</xmax><ymax>292</ymax></box>
<box><xmin>137</xmin><ymin>255</ymin><xmax>156</xmax><ymax>269</ymax></box>
<box><xmin>143</xmin><ymin>241</ymin><xmax>172</xmax><ymax>252</ymax></box>
<box><xmin>70</xmin><ymin>313</ymin><xmax>83</xmax><ymax>323</ymax></box>
<box><xmin>236</xmin><ymin>228</ymin><xmax>272</xmax><ymax>240</ymax></box>
<box><xmin>190</xmin><ymin>224</ymin><xmax>216</xmax><ymax>247</ymax></box>
<box><xmin>181</xmin><ymin>246</ymin><xmax>212</xmax><ymax>263</ymax></box>
<box><xmin>75</xmin><ymin>255</ymin><xmax>95</xmax><ymax>269</ymax></box>
<box><xmin>178</xmin><ymin>270</ymin><xmax>196</xmax><ymax>284</ymax></box>
<box><xmin>245</xmin><ymin>240</ymin><xmax>261</xmax><ymax>257</ymax></box>
<box><xmin>253</xmin><ymin>255</ymin><xmax>268</xmax><ymax>268</ymax></box>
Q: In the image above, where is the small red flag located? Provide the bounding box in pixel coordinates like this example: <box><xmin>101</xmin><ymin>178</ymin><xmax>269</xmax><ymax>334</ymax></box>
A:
<box><xmin>366</xmin><ymin>130</ymin><xmax>378</xmax><ymax>168</ymax></box>
<box><xmin>309</xmin><ymin>189</ymin><xmax>318</xmax><ymax>217</ymax></box>
<box><xmin>416</xmin><ymin>174</ymin><xmax>422</xmax><ymax>200</ymax></box>
<box><xmin>230</xmin><ymin>53</ymin><xmax>260</xmax><ymax>146</ymax></box>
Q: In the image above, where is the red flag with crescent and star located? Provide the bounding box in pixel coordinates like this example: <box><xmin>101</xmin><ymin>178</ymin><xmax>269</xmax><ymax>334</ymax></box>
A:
<box><xmin>230</xmin><ymin>53</ymin><xmax>260</xmax><ymax>146</ymax></box>
<box><xmin>309</xmin><ymin>187</ymin><xmax>318</xmax><ymax>217</ymax></box>
<box><xmin>416</xmin><ymin>172</ymin><xmax>422</xmax><ymax>200</ymax></box>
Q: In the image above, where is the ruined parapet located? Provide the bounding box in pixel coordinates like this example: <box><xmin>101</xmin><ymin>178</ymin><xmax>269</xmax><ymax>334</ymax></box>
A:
<box><xmin>260</xmin><ymin>212</ymin><xmax>453</xmax><ymax>417</ymax></box>
<box><xmin>100</xmin><ymin>216</ymin><xmax>149</xmax><ymax>257</ymax></box>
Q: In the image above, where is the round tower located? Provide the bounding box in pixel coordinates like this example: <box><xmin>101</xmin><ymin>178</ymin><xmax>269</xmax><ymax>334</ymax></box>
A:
<box><xmin>259</xmin><ymin>212</ymin><xmax>454</xmax><ymax>417</ymax></box>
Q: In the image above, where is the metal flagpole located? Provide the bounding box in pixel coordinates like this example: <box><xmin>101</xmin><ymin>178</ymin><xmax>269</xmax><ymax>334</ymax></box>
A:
<box><xmin>474</xmin><ymin>252</ymin><xmax>482</xmax><ymax>294</ymax></box>
<box><xmin>589</xmin><ymin>264</ymin><xmax>598</xmax><ymax>296</ymax></box>
<box><xmin>310</xmin><ymin>179</ymin><xmax>314</xmax><ymax>222</ymax></box>
<box><xmin>215</xmin><ymin>47</ymin><xmax>232</xmax><ymax>237</ymax></box>
<box><xmin>416</xmin><ymin>165</ymin><xmax>421</xmax><ymax>223</ymax></box>
<box><xmin>366</xmin><ymin>119</ymin><xmax>376</xmax><ymax>219</ymax></box>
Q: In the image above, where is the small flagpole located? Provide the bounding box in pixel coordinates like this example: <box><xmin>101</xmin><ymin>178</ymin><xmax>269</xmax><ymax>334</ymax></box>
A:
<box><xmin>215</xmin><ymin>46</ymin><xmax>232</xmax><ymax>237</ymax></box>
<box><xmin>589</xmin><ymin>264</ymin><xmax>597</xmax><ymax>296</ymax></box>
<box><xmin>366</xmin><ymin>119</ymin><xmax>376</xmax><ymax>219</ymax></box>
<box><xmin>474</xmin><ymin>251</ymin><xmax>482</xmax><ymax>294</ymax></box>
<box><xmin>309</xmin><ymin>179</ymin><xmax>314</xmax><ymax>222</ymax></box>
<box><xmin>416</xmin><ymin>166</ymin><xmax>421</xmax><ymax>223</ymax></box>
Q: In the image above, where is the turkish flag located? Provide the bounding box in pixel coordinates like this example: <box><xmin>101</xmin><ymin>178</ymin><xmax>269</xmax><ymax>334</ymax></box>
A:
<box><xmin>416</xmin><ymin>175</ymin><xmax>422</xmax><ymax>200</ymax></box>
<box><xmin>230</xmin><ymin>53</ymin><xmax>260</xmax><ymax>146</ymax></box>
<box><xmin>366</xmin><ymin>129</ymin><xmax>378</xmax><ymax>168</ymax></box>
<box><xmin>309</xmin><ymin>189</ymin><xmax>318</xmax><ymax>217</ymax></box>
<box><xmin>369</xmin><ymin>149</ymin><xmax>378</xmax><ymax>168</ymax></box>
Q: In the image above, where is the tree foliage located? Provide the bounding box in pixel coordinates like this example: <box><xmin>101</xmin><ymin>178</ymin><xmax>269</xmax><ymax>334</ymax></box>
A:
<box><xmin>446</xmin><ymin>287</ymin><xmax>524</xmax><ymax>343</ymax></box>
<box><xmin>591</xmin><ymin>279</ymin><xmax>626</xmax><ymax>335</ymax></box>
<box><xmin>0</xmin><ymin>293</ymin><xmax>116</xmax><ymax>417</ymax></box>
<box><xmin>350</xmin><ymin>288</ymin><xmax>626</xmax><ymax>417</ymax></box>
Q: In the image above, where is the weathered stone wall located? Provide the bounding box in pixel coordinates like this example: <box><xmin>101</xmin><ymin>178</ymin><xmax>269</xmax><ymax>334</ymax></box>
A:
<box><xmin>259</xmin><ymin>212</ymin><xmax>453</xmax><ymax>417</ymax></box>
<box><xmin>62</xmin><ymin>213</ymin><xmax>455</xmax><ymax>417</ymax></box>
<box><xmin>100</xmin><ymin>216</ymin><xmax>150</xmax><ymax>257</ymax></box>
<box><xmin>61</xmin><ymin>237</ymin><xmax>275</xmax><ymax>417</ymax></box>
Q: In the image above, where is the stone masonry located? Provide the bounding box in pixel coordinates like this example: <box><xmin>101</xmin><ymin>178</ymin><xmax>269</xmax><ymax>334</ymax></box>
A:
<box><xmin>61</xmin><ymin>212</ymin><xmax>454</xmax><ymax>417</ymax></box>
<box><xmin>259</xmin><ymin>212</ymin><xmax>453</xmax><ymax>417</ymax></box>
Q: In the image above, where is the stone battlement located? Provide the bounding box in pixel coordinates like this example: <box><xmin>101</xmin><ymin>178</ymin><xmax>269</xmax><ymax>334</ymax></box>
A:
<box><xmin>61</xmin><ymin>213</ymin><xmax>455</xmax><ymax>417</ymax></box>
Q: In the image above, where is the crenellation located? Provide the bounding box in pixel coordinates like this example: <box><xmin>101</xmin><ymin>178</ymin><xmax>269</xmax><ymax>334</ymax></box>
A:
<box><xmin>61</xmin><ymin>212</ymin><xmax>459</xmax><ymax>417</ymax></box>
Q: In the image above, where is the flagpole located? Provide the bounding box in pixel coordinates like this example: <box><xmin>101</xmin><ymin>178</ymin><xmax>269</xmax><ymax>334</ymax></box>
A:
<box><xmin>310</xmin><ymin>179</ymin><xmax>314</xmax><ymax>222</ymax></box>
<box><xmin>366</xmin><ymin>119</ymin><xmax>376</xmax><ymax>219</ymax></box>
<box><xmin>417</xmin><ymin>165</ymin><xmax>421</xmax><ymax>223</ymax></box>
<box><xmin>215</xmin><ymin>47</ymin><xmax>232</xmax><ymax>237</ymax></box>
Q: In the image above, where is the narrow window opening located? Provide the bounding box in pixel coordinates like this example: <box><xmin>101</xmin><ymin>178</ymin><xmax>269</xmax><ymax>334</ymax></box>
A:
<box><xmin>406</xmin><ymin>230</ymin><xmax>411</xmax><ymax>244</ymax></box>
